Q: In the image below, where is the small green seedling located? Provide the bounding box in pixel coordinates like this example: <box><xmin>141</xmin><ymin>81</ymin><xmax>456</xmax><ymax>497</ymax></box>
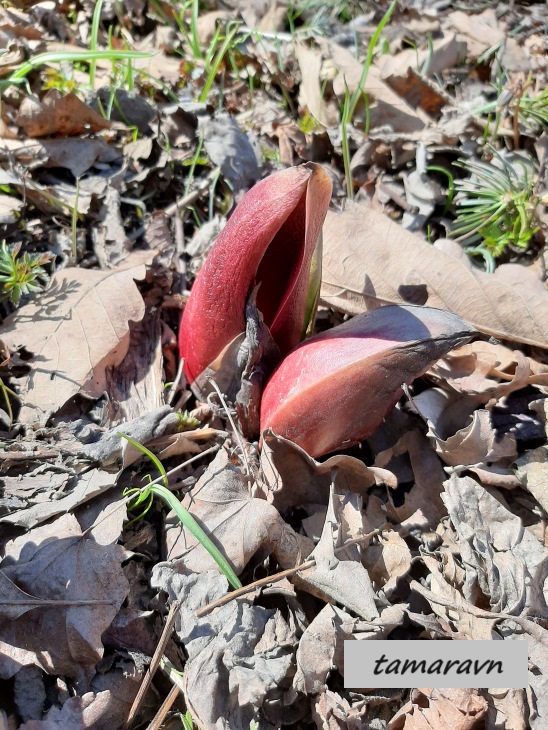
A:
<box><xmin>0</xmin><ymin>241</ymin><xmax>52</xmax><ymax>304</ymax></box>
<box><xmin>450</xmin><ymin>152</ymin><xmax>539</xmax><ymax>259</ymax></box>
<box><xmin>516</xmin><ymin>85</ymin><xmax>548</xmax><ymax>133</ymax></box>
<box><xmin>119</xmin><ymin>433</ymin><xmax>242</xmax><ymax>590</ymax></box>
<box><xmin>177</xmin><ymin>410</ymin><xmax>201</xmax><ymax>430</ymax></box>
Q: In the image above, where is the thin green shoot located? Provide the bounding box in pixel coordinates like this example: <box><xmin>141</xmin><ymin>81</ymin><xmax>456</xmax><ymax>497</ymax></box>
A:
<box><xmin>181</xmin><ymin>712</ymin><xmax>194</xmax><ymax>730</ymax></box>
<box><xmin>175</xmin><ymin>0</ymin><xmax>202</xmax><ymax>60</ymax></box>
<box><xmin>341</xmin><ymin>0</ymin><xmax>397</xmax><ymax>198</ymax></box>
<box><xmin>7</xmin><ymin>49</ymin><xmax>150</xmax><ymax>83</ymax></box>
<box><xmin>199</xmin><ymin>22</ymin><xmax>242</xmax><ymax>103</ymax></box>
<box><xmin>119</xmin><ymin>433</ymin><xmax>242</xmax><ymax>590</ymax></box>
<box><xmin>88</xmin><ymin>0</ymin><xmax>104</xmax><ymax>88</ymax></box>
<box><xmin>71</xmin><ymin>177</ymin><xmax>79</xmax><ymax>260</ymax></box>
<box><xmin>346</xmin><ymin>0</ymin><xmax>397</xmax><ymax>122</ymax></box>
<box><xmin>426</xmin><ymin>165</ymin><xmax>454</xmax><ymax>214</ymax></box>
<box><xmin>0</xmin><ymin>378</ymin><xmax>16</xmax><ymax>428</ymax></box>
<box><xmin>204</xmin><ymin>24</ymin><xmax>225</xmax><ymax>69</ymax></box>
<box><xmin>183</xmin><ymin>134</ymin><xmax>206</xmax><ymax>197</ymax></box>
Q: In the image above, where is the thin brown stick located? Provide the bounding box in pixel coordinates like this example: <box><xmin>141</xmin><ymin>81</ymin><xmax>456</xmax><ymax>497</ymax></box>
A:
<box><xmin>164</xmin><ymin>167</ymin><xmax>220</xmax><ymax>216</ymax></box>
<box><xmin>126</xmin><ymin>599</ymin><xmax>182</xmax><ymax>728</ymax></box>
<box><xmin>145</xmin><ymin>684</ymin><xmax>181</xmax><ymax>730</ymax></box>
<box><xmin>513</xmin><ymin>78</ymin><xmax>532</xmax><ymax>151</ymax></box>
<box><xmin>195</xmin><ymin>528</ymin><xmax>383</xmax><ymax>618</ymax></box>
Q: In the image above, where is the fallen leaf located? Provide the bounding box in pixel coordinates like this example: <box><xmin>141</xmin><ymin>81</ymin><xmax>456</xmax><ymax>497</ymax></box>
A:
<box><xmin>430</xmin><ymin>340</ymin><xmax>548</xmax><ymax>404</ymax></box>
<box><xmin>38</xmin><ymin>137</ymin><xmax>121</xmax><ymax>177</ymax></box>
<box><xmin>201</xmin><ymin>113</ymin><xmax>261</xmax><ymax>193</ymax></box>
<box><xmin>150</xmin><ymin>565</ymin><xmax>297</xmax><ymax>730</ymax></box>
<box><xmin>78</xmin><ymin>406</ymin><xmax>180</xmax><ymax>467</ymax></box>
<box><xmin>446</xmin><ymin>9</ymin><xmax>529</xmax><ymax>70</ymax></box>
<box><xmin>442</xmin><ymin>475</ymin><xmax>548</xmax><ymax>615</ymax></box>
<box><xmin>13</xmin><ymin>665</ymin><xmax>45</xmax><ymax>723</ymax></box>
<box><xmin>486</xmin><ymin>688</ymin><xmax>528</xmax><ymax>730</ymax></box>
<box><xmin>0</xmin><ymin>513</ymin><xmax>128</xmax><ymax>677</ymax></box>
<box><xmin>195</xmin><ymin>10</ymin><xmax>232</xmax><ymax>45</ymax></box>
<box><xmin>92</xmin><ymin>186</ymin><xmax>131</xmax><ymax>268</ymax></box>
<box><xmin>165</xmin><ymin>448</ymin><xmax>309</xmax><ymax>573</ymax></box>
<box><xmin>373</xmin><ymin>421</ymin><xmax>448</xmax><ymax>530</ymax></box>
<box><xmin>260</xmin><ymin>430</ymin><xmax>396</xmax><ymax>514</ymax></box>
<box><xmin>387</xmin><ymin>687</ymin><xmax>487</xmax><ymax>730</ymax></box>
<box><xmin>414</xmin><ymin>393</ymin><xmax>517</xmax><ymax>468</ymax></box>
<box><xmin>16</xmin><ymin>90</ymin><xmax>112</xmax><ymax>137</ymax></box>
<box><xmin>295</xmin><ymin>43</ymin><xmax>340</xmax><ymax>128</ymax></box>
<box><xmin>0</xmin><ymin>249</ymin><xmax>155</xmax><ymax>425</ymax></box>
<box><xmin>379</xmin><ymin>34</ymin><xmax>466</xmax><ymax>80</ymax></box>
<box><xmin>321</xmin><ymin>202</ymin><xmax>548</xmax><ymax>349</ymax></box>
<box><xmin>0</xmin><ymin>193</ymin><xmax>23</xmax><ymax>224</ymax></box>
<box><xmin>94</xmin><ymin>88</ymin><xmax>155</xmax><ymax>136</ymax></box>
<box><xmin>0</xmin><ymin>39</ymin><xmax>27</xmax><ymax>78</ymax></box>
<box><xmin>362</xmin><ymin>531</ymin><xmax>411</xmax><ymax>599</ymax></box>
<box><xmin>131</xmin><ymin>50</ymin><xmax>183</xmax><ymax>86</ymax></box>
<box><xmin>0</xmin><ymin>468</ymin><xmax>117</xmax><ymax>529</ymax></box>
<box><xmin>410</xmin><ymin>580</ymin><xmax>548</xmax><ymax>730</ymax></box>
<box><xmin>18</xmin><ymin>670</ymin><xmax>148</xmax><ymax>730</ymax></box>
<box><xmin>328</xmin><ymin>41</ymin><xmax>426</xmax><ymax>134</ymax></box>
<box><xmin>515</xmin><ymin>399</ymin><xmax>548</xmax><ymax>511</ymax></box>
<box><xmin>294</xmin><ymin>479</ymin><xmax>379</xmax><ymax>620</ymax></box>
<box><xmin>293</xmin><ymin>604</ymin><xmax>356</xmax><ymax>695</ymax></box>
<box><xmin>102</xmin><ymin>308</ymin><xmax>165</xmax><ymax>423</ymax></box>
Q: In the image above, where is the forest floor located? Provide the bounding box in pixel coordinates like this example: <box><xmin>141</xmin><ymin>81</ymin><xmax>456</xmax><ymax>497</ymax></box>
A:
<box><xmin>1</xmin><ymin>1</ymin><xmax>548</xmax><ymax>729</ymax></box>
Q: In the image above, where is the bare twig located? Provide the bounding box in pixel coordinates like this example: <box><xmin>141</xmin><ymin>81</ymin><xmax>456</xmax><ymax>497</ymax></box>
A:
<box><xmin>195</xmin><ymin>528</ymin><xmax>384</xmax><ymax>618</ymax></box>
<box><xmin>164</xmin><ymin>167</ymin><xmax>221</xmax><ymax>217</ymax></box>
<box><xmin>145</xmin><ymin>684</ymin><xmax>181</xmax><ymax>730</ymax></box>
<box><xmin>126</xmin><ymin>599</ymin><xmax>183</xmax><ymax>728</ymax></box>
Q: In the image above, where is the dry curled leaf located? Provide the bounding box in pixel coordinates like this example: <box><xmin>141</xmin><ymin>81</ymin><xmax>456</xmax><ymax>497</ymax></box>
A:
<box><xmin>443</xmin><ymin>474</ymin><xmax>548</xmax><ymax>616</ymax></box>
<box><xmin>387</xmin><ymin>687</ymin><xmax>487</xmax><ymax>730</ymax></box>
<box><xmin>431</xmin><ymin>340</ymin><xmax>548</xmax><ymax>403</ymax></box>
<box><xmin>150</xmin><ymin>566</ymin><xmax>297</xmax><ymax>730</ymax></box>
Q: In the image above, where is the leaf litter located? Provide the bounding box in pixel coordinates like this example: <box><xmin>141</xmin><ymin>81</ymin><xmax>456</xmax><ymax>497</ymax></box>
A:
<box><xmin>1</xmin><ymin>1</ymin><xmax>548</xmax><ymax>729</ymax></box>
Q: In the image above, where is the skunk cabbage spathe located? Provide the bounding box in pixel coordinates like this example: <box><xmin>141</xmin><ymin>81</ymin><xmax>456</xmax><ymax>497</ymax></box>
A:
<box><xmin>179</xmin><ymin>163</ymin><xmax>333</xmax><ymax>386</ymax></box>
<box><xmin>260</xmin><ymin>305</ymin><xmax>478</xmax><ymax>458</ymax></box>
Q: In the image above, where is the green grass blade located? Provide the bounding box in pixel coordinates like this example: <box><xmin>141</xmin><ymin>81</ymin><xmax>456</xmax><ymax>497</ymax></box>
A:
<box><xmin>9</xmin><ymin>49</ymin><xmax>150</xmax><ymax>82</ymax></box>
<box><xmin>119</xmin><ymin>433</ymin><xmax>242</xmax><ymax>590</ymax></box>
<box><xmin>119</xmin><ymin>432</ymin><xmax>168</xmax><ymax>487</ymax></box>
<box><xmin>149</xmin><ymin>484</ymin><xmax>242</xmax><ymax>590</ymax></box>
